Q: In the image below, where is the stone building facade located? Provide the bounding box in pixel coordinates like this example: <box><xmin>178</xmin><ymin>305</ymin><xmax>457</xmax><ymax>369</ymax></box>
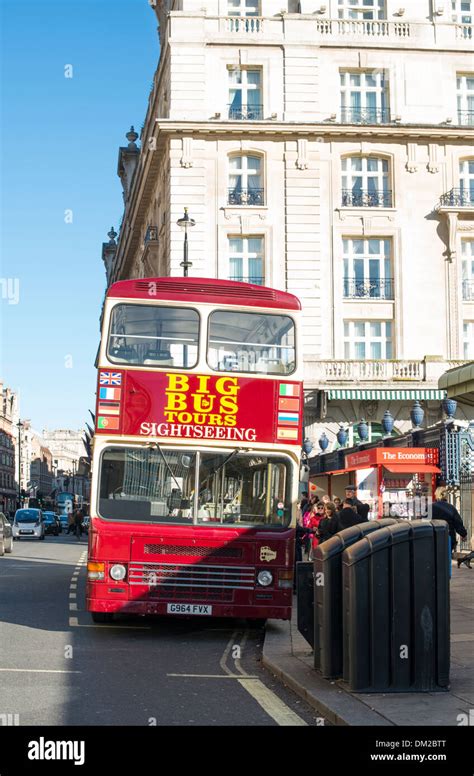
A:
<box><xmin>0</xmin><ymin>381</ymin><xmax>18</xmax><ymax>515</ymax></box>
<box><xmin>103</xmin><ymin>0</ymin><xmax>474</xmax><ymax>448</ymax></box>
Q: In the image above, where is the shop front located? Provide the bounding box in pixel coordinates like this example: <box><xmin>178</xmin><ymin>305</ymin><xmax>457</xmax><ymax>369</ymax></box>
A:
<box><xmin>311</xmin><ymin>447</ymin><xmax>441</xmax><ymax>519</ymax></box>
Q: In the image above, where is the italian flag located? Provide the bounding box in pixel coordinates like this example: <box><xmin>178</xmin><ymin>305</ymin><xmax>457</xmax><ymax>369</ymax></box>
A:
<box><xmin>279</xmin><ymin>383</ymin><xmax>299</xmax><ymax>397</ymax></box>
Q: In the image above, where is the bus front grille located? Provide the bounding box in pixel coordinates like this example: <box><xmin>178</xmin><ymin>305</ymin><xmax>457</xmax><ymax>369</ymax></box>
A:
<box><xmin>129</xmin><ymin>562</ymin><xmax>255</xmax><ymax>602</ymax></box>
<box><xmin>144</xmin><ymin>544</ymin><xmax>243</xmax><ymax>559</ymax></box>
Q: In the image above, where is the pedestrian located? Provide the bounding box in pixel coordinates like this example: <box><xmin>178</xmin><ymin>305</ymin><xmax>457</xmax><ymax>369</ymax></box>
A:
<box><xmin>321</xmin><ymin>494</ymin><xmax>331</xmax><ymax>504</ymax></box>
<box><xmin>317</xmin><ymin>501</ymin><xmax>338</xmax><ymax>544</ymax></box>
<box><xmin>299</xmin><ymin>490</ymin><xmax>309</xmax><ymax>515</ymax></box>
<box><xmin>332</xmin><ymin>501</ymin><xmax>361</xmax><ymax>531</ymax></box>
<box><xmin>73</xmin><ymin>508</ymin><xmax>84</xmax><ymax>540</ymax></box>
<box><xmin>432</xmin><ymin>487</ymin><xmax>467</xmax><ymax>556</ymax></box>
<box><xmin>307</xmin><ymin>502</ymin><xmax>326</xmax><ymax>560</ymax></box>
<box><xmin>333</xmin><ymin>496</ymin><xmax>342</xmax><ymax>511</ymax></box>
<box><xmin>344</xmin><ymin>485</ymin><xmax>366</xmax><ymax>517</ymax></box>
<box><xmin>67</xmin><ymin>511</ymin><xmax>75</xmax><ymax>534</ymax></box>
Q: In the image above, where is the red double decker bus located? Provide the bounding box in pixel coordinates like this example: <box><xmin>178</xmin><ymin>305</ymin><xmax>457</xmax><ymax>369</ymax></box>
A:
<box><xmin>87</xmin><ymin>278</ymin><xmax>303</xmax><ymax>622</ymax></box>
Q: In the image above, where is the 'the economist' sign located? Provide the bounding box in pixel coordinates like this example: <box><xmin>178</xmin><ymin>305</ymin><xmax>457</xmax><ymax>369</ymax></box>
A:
<box><xmin>345</xmin><ymin>447</ymin><xmax>439</xmax><ymax>468</ymax></box>
<box><xmin>95</xmin><ymin>370</ymin><xmax>302</xmax><ymax>446</ymax></box>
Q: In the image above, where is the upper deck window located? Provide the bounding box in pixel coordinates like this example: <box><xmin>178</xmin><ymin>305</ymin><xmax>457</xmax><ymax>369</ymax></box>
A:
<box><xmin>107</xmin><ymin>304</ymin><xmax>199</xmax><ymax>369</ymax></box>
<box><xmin>207</xmin><ymin>310</ymin><xmax>296</xmax><ymax>375</ymax></box>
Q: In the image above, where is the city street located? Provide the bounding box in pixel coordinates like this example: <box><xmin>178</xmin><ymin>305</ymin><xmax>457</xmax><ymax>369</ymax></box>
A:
<box><xmin>0</xmin><ymin>535</ymin><xmax>323</xmax><ymax>726</ymax></box>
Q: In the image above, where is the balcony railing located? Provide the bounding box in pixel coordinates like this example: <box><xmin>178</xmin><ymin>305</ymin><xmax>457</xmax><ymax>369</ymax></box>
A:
<box><xmin>225</xmin><ymin>16</ymin><xmax>263</xmax><ymax>33</ymax></box>
<box><xmin>439</xmin><ymin>188</ymin><xmax>474</xmax><ymax>208</ymax></box>
<box><xmin>309</xmin><ymin>360</ymin><xmax>425</xmax><ymax>382</ymax></box>
<box><xmin>228</xmin><ymin>188</ymin><xmax>264</xmax><ymax>206</ymax></box>
<box><xmin>228</xmin><ymin>104</ymin><xmax>264</xmax><ymax>120</ymax></box>
<box><xmin>462</xmin><ymin>279</ymin><xmax>474</xmax><ymax>301</ymax></box>
<box><xmin>343</xmin><ymin>278</ymin><xmax>394</xmax><ymax>300</ymax></box>
<box><xmin>342</xmin><ymin>189</ymin><xmax>393</xmax><ymax>208</ymax></box>
<box><xmin>457</xmin><ymin>111</ymin><xmax>474</xmax><ymax>126</ymax></box>
<box><xmin>340</xmin><ymin>107</ymin><xmax>391</xmax><ymax>124</ymax></box>
<box><xmin>229</xmin><ymin>276</ymin><xmax>264</xmax><ymax>285</ymax></box>
<box><xmin>315</xmin><ymin>18</ymin><xmax>411</xmax><ymax>39</ymax></box>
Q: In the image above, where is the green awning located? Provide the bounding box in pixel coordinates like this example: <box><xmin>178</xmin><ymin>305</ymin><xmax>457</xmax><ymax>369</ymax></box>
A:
<box><xmin>327</xmin><ymin>389</ymin><xmax>444</xmax><ymax>400</ymax></box>
<box><xmin>439</xmin><ymin>361</ymin><xmax>474</xmax><ymax>406</ymax></box>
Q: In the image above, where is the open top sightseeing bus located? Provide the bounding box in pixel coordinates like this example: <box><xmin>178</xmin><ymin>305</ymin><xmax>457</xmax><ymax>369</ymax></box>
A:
<box><xmin>87</xmin><ymin>278</ymin><xmax>303</xmax><ymax>622</ymax></box>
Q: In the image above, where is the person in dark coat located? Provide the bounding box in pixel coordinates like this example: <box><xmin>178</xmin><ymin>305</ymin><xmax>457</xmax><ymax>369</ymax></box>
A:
<box><xmin>344</xmin><ymin>486</ymin><xmax>365</xmax><ymax>516</ymax></box>
<box><xmin>334</xmin><ymin>503</ymin><xmax>361</xmax><ymax>531</ymax></box>
<box><xmin>432</xmin><ymin>487</ymin><xmax>467</xmax><ymax>554</ymax></box>
<box><xmin>317</xmin><ymin>501</ymin><xmax>338</xmax><ymax>543</ymax></box>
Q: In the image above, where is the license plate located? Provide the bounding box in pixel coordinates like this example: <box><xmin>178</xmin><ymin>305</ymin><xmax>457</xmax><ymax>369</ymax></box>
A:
<box><xmin>167</xmin><ymin>603</ymin><xmax>212</xmax><ymax>616</ymax></box>
<box><xmin>20</xmin><ymin>530</ymin><xmax>34</xmax><ymax>535</ymax></box>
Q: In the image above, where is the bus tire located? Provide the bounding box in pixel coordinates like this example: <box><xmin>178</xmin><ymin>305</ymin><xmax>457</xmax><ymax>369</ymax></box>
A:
<box><xmin>91</xmin><ymin>612</ymin><xmax>113</xmax><ymax>624</ymax></box>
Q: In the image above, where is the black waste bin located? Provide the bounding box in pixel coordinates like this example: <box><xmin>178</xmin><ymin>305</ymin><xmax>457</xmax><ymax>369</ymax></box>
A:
<box><xmin>342</xmin><ymin>519</ymin><xmax>450</xmax><ymax>692</ymax></box>
<box><xmin>312</xmin><ymin>518</ymin><xmax>398</xmax><ymax>678</ymax></box>
<box><xmin>296</xmin><ymin>561</ymin><xmax>314</xmax><ymax>647</ymax></box>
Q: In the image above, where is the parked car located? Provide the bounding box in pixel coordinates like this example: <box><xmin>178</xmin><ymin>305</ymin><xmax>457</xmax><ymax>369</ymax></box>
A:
<box><xmin>42</xmin><ymin>511</ymin><xmax>60</xmax><ymax>536</ymax></box>
<box><xmin>59</xmin><ymin>514</ymin><xmax>70</xmax><ymax>532</ymax></box>
<box><xmin>0</xmin><ymin>512</ymin><xmax>13</xmax><ymax>555</ymax></box>
<box><xmin>12</xmin><ymin>508</ymin><xmax>45</xmax><ymax>541</ymax></box>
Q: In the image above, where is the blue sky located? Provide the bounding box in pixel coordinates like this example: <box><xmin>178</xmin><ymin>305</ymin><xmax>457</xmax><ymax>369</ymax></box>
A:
<box><xmin>0</xmin><ymin>0</ymin><xmax>158</xmax><ymax>430</ymax></box>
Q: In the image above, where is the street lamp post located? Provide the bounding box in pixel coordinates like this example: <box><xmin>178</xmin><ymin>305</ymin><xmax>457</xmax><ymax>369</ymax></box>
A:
<box><xmin>16</xmin><ymin>420</ymin><xmax>23</xmax><ymax>509</ymax></box>
<box><xmin>176</xmin><ymin>207</ymin><xmax>196</xmax><ymax>277</ymax></box>
<box><xmin>72</xmin><ymin>460</ymin><xmax>77</xmax><ymax>504</ymax></box>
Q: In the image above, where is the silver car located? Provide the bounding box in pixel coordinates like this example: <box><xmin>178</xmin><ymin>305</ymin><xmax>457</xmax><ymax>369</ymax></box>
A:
<box><xmin>12</xmin><ymin>508</ymin><xmax>45</xmax><ymax>541</ymax></box>
<box><xmin>0</xmin><ymin>513</ymin><xmax>13</xmax><ymax>555</ymax></box>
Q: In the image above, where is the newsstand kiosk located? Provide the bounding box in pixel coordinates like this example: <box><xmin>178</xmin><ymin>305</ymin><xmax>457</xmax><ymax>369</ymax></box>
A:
<box><xmin>322</xmin><ymin>447</ymin><xmax>441</xmax><ymax>519</ymax></box>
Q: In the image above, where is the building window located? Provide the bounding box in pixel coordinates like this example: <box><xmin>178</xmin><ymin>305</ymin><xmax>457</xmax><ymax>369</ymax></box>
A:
<box><xmin>452</xmin><ymin>0</ymin><xmax>472</xmax><ymax>23</ymax></box>
<box><xmin>344</xmin><ymin>320</ymin><xmax>393</xmax><ymax>359</ymax></box>
<box><xmin>462</xmin><ymin>241</ymin><xmax>474</xmax><ymax>300</ymax></box>
<box><xmin>341</xmin><ymin>156</ymin><xmax>391</xmax><ymax>207</ymax></box>
<box><xmin>228</xmin><ymin>236</ymin><xmax>264</xmax><ymax>284</ymax></box>
<box><xmin>228</xmin><ymin>0</ymin><xmax>259</xmax><ymax>16</ymax></box>
<box><xmin>463</xmin><ymin>321</ymin><xmax>474</xmax><ymax>358</ymax></box>
<box><xmin>228</xmin><ymin>154</ymin><xmax>264</xmax><ymax>206</ymax></box>
<box><xmin>459</xmin><ymin>159</ymin><xmax>474</xmax><ymax>204</ymax></box>
<box><xmin>457</xmin><ymin>74</ymin><xmax>474</xmax><ymax>126</ymax></box>
<box><xmin>338</xmin><ymin>0</ymin><xmax>386</xmax><ymax>20</ymax></box>
<box><xmin>340</xmin><ymin>71</ymin><xmax>389</xmax><ymax>124</ymax></box>
<box><xmin>228</xmin><ymin>68</ymin><xmax>262</xmax><ymax>120</ymax></box>
<box><xmin>343</xmin><ymin>238</ymin><xmax>393</xmax><ymax>299</ymax></box>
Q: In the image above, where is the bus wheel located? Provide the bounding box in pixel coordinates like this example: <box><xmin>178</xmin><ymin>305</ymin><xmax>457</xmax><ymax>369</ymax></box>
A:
<box><xmin>91</xmin><ymin>612</ymin><xmax>113</xmax><ymax>624</ymax></box>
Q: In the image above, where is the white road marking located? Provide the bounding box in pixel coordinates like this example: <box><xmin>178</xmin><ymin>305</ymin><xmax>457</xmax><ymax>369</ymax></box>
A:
<box><xmin>216</xmin><ymin>631</ymin><xmax>308</xmax><ymax>726</ymax></box>
<box><xmin>69</xmin><ymin>604</ymin><xmax>78</xmax><ymax>611</ymax></box>
<box><xmin>167</xmin><ymin>673</ymin><xmax>259</xmax><ymax>679</ymax></box>
<box><xmin>0</xmin><ymin>668</ymin><xmax>81</xmax><ymax>674</ymax></box>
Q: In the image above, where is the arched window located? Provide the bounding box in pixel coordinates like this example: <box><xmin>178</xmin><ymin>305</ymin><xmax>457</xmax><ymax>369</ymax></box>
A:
<box><xmin>228</xmin><ymin>154</ymin><xmax>264</xmax><ymax>206</ymax></box>
<box><xmin>341</xmin><ymin>156</ymin><xmax>391</xmax><ymax>207</ymax></box>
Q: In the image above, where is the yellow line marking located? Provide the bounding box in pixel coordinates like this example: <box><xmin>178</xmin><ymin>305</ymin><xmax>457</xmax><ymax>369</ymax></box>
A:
<box><xmin>237</xmin><ymin>678</ymin><xmax>308</xmax><ymax>726</ymax></box>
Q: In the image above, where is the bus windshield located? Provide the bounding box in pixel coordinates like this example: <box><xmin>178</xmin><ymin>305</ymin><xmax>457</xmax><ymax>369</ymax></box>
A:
<box><xmin>107</xmin><ymin>304</ymin><xmax>199</xmax><ymax>368</ymax></box>
<box><xmin>98</xmin><ymin>446</ymin><xmax>292</xmax><ymax>529</ymax></box>
<box><xmin>207</xmin><ymin>310</ymin><xmax>295</xmax><ymax>375</ymax></box>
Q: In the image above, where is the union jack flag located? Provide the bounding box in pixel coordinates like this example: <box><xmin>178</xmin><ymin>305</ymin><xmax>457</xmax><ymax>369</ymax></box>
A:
<box><xmin>100</xmin><ymin>371</ymin><xmax>122</xmax><ymax>386</ymax></box>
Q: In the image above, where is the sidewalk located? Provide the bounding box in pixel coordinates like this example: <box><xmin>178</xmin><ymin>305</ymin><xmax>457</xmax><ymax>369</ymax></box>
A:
<box><xmin>262</xmin><ymin>565</ymin><xmax>474</xmax><ymax>726</ymax></box>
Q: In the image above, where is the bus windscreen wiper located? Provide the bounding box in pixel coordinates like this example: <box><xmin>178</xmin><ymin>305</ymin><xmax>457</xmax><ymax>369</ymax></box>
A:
<box><xmin>148</xmin><ymin>442</ymin><xmax>182</xmax><ymax>493</ymax></box>
<box><xmin>213</xmin><ymin>448</ymin><xmax>242</xmax><ymax>477</ymax></box>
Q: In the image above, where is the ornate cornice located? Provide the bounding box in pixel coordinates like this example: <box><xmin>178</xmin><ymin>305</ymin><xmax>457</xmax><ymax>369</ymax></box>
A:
<box><xmin>154</xmin><ymin>119</ymin><xmax>474</xmax><ymax>142</ymax></box>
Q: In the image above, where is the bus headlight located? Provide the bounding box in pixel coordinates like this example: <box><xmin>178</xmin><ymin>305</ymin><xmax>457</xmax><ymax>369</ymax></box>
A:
<box><xmin>257</xmin><ymin>570</ymin><xmax>273</xmax><ymax>587</ymax></box>
<box><xmin>110</xmin><ymin>564</ymin><xmax>127</xmax><ymax>581</ymax></box>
